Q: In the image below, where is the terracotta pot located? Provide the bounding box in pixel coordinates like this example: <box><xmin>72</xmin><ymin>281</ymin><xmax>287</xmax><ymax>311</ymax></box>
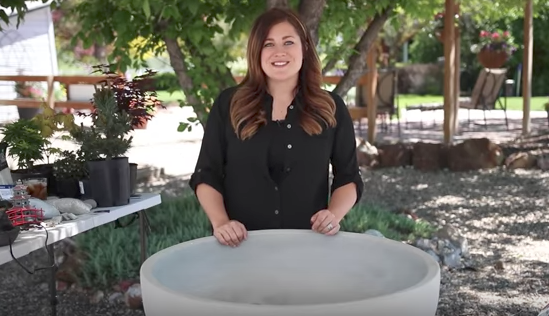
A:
<box><xmin>477</xmin><ymin>48</ymin><xmax>509</xmax><ymax>69</ymax></box>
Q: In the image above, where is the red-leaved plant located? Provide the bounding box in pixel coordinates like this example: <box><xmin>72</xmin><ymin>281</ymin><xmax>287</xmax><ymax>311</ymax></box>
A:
<box><xmin>88</xmin><ymin>64</ymin><xmax>164</xmax><ymax>128</ymax></box>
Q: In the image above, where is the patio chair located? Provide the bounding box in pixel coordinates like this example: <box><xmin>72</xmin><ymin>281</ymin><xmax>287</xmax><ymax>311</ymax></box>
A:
<box><xmin>405</xmin><ymin>68</ymin><xmax>509</xmax><ymax>130</ymax></box>
<box><xmin>352</xmin><ymin>68</ymin><xmax>400</xmax><ymax>136</ymax></box>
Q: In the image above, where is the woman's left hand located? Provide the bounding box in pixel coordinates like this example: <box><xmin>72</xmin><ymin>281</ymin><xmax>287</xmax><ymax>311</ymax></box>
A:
<box><xmin>311</xmin><ymin>209</ymin><xmax>340</xmax><ymax>235</ymax></box>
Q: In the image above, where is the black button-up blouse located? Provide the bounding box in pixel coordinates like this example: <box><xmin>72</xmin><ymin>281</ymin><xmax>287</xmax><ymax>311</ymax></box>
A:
<box><xmin>189</xmin><ymin>86</ymin><xmax>364</xmax><ymax>231</ymax></box>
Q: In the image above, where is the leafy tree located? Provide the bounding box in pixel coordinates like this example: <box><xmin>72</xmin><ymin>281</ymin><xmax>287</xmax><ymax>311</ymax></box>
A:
<box><xmin>67</xmin><ymin>0</ymin><xmax>549</xmax><ymax>131</ymax></box>
<box><xmin>0</xmin><ymin>0</ymin><xmax>57</xmax><ymax>31</ymax></box>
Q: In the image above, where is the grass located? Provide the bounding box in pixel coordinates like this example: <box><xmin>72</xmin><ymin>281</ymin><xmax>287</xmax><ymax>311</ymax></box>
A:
<box><xmin>397</xmin><ymin>94</ymin><xmax>547</xmax><ymax>112</ymax></box>
<box><xmin>156</xmin><ymin>90</ymin><xmax>185</xmax><ymax>104</ymax></box>
<box><xmin>156</xmin><ymin>90</ymin><xmax>547</xmax><ymax>112</ymax></box>
<box><xmin>74</xmin><ymin>193</ymin><xmax>435</xmax><ymax>289</ymax></box>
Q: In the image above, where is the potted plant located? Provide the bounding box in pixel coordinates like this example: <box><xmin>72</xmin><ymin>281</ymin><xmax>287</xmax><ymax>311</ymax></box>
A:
<box><xmin>31</xmin><ymin>103</ymin><xmax>78</xmax><ymax>195</ymax></box>
<box><xmin>70</xmin><ymin>81</ymin><xmax>133</xmax><ymax>207</ymax></box>
<box><xmin>52</xmin><ymin>150</ymin><xmax>89</xmax><ymax>198</ymax></box>
<box><xmin>91</xmin><ymin>65</ymin><xmax>164</xmax><ymax>130</ymax></box>
<box><xmin>14</xmin><ymin>68</ymin><xmax>44</xmax><ymax>119</ymax></box>
<box><xmin>0</xmin><ymin>118</ymin><xmax>51</xmax><ymax>183</ymax></box>
<box><xmin>471</xmin><ymin>30</ymin><xmax>518</xmax><ymax>69</ymax></box>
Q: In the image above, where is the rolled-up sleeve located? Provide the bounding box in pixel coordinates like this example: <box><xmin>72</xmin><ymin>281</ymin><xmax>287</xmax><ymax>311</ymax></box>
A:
<box><xmin>329</xmin><ymin>92</ymin><xmax>364</xmax><ymax>205</ymax></box>
<box><xmin>189</xmin><ymin>92</ymin><xmax>227</xmax><ymax>196</ymax></box>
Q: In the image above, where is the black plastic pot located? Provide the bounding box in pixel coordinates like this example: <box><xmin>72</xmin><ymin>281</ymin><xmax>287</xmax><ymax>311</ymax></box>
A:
<box><xmin>56</xmin><ymin>178</ymin><xmax>81</xmax><ymax>198</ymax></box>
<box><xmin>110</xmin><ymin>157</ymin><xmax>131</xmax><ymax>206</ymax></box>
<box><xmin>130</xmin><ymin>163</ymin><xmax>137</xmax><ymax>196</ymax></box>
<box><xmin>88</xmin><ymin>159</ymin><xmax>113</xmax><ymax>207</ymax></box>
<box><xmin>87</xmin><ymin>157</ymin><xmax>131</xmax><ymax>207</ymax></box>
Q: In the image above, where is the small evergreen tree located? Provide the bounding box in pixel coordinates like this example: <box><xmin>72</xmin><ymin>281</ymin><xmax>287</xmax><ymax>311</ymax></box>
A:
<box><xmin>71</xmin><ymin>82</ymin><xmax>133</xmax><ymax>160</ymax></box>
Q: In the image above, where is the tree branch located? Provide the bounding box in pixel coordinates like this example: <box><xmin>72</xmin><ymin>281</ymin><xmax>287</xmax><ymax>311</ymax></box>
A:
<box><xmin>162</xmin><ymin>36</ymin><xmax>204</xmax><ymax>121</ymax></box>
<box><xmin>298</xmin><ymin>0</ymin><xmax>326</xmax><ymax>46</ymax></box>
<box><xmin>333</xmin><ymin>6</ymin><xmax>394</xmax><ymax>97</ymax></box>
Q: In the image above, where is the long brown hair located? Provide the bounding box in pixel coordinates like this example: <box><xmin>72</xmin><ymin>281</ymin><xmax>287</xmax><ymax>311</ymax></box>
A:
<box><xmin>230</xmin><ymin>8</ymin><xmax>337</xmax><ymax>140</ymax></box>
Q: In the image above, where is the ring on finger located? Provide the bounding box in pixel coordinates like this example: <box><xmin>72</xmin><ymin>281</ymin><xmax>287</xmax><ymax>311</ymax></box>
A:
<box><xmin>326</xmin><ymin>223</ymin><xmax>334</xmax><ymax>231</ymax></box>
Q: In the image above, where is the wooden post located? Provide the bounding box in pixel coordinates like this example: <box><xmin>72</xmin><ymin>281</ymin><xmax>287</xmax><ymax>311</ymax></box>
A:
<box><xmin>453</xmin><ymin>2</ymin><xmax>461</xmax><ymax>135</ymax></box>
<box><xmin>443</xmin><ymin>0</ymin><xmax>456</xmax><ymax>145</ymax></box>
<box><xmin>522</xmin><ymin>0</ymin><xmax>533</xmax><ymax>135</ymax></box>
<box><xmin>46</xmin><ymin>76</ymin><xmax>55</xmax><ymax>109</ymax></box>
<box><xmin>366</xmin><ymin>42</ymin><xmax>378</xmax><ymax>144</ymax></box>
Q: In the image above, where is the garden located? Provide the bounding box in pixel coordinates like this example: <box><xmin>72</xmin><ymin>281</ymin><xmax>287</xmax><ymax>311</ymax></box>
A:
<box><xmin>0</xmin><ymin>0</ymin><xmax>548</xmax><ymax>315</ymax></box>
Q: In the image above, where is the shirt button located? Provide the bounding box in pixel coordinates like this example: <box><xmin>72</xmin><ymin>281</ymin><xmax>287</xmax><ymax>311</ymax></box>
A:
<box><xmin>286</xmin><ymin>123</ymin><xmax>291</xmax><ymax>129</ymax></box>
<box><xmin>274</xmin><ymin>186</ymin><xmax>278</xmax><ymax>191</ymax></box>
<box><xmin>289</xmin><ymin>105</ymin><xmax>294</xmax><ymax>110</ymax></box>
<box><xmin>287</xmin><ymin>144</ymin><xmax>292</xmax><ymax>149</ymax></box>
<box><xmin>286</xmin><ymin>167</ymin><xmax>291</xmax><ymax>172</ymax></box>
<box><xmin>274</xmin><ymin>210</ymin><xmax>279</xmax><ymax>215</ymax></box>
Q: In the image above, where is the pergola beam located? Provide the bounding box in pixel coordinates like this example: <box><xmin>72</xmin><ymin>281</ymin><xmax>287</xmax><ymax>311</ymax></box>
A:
<box><xmin>522</xmin><ymin>0</ymin><xmax>533</xmax><ymax>135</ymax></box>
<box><xmin>443</xmin><ymin>0</ymin><xmax>457</xmax><ymax>145</ymax></box>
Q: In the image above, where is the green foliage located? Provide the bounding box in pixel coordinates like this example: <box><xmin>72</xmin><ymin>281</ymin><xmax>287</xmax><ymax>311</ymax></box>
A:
<box><xmin>70</xmin><ymin>0</ymin><xmax>543</xmax><ymax>132</ymax></box>
<box><xmin>341</xmin><ymin>203</ymin><xmax>435</xmax><ymax>241</ymax></box>
<box><xmin>0</xmin><ymin>119</ymin><xmax>49</xmax><ymax>170</ymax></box>
<box><xmin>52</xmin><ymin>150</ymin><xmax>88</xmax><ymax>180</ymax></box>
<box><xmin>153</xmin><ymin>72</ymin><xmax>180</xmax><ymax>93</ymax></box>
<box><xmin>0</xmin><ymin>0</ymin><xmax>57</xmax><ymax>31</ymax></box>
<box><xmin>70</xmin><ymin>85</ymin><xmax>133</xmax><ymax>160</ymax></box>
<box><xmin>71</xmin><ymin>0</ymin><xmax>262</xmax><ymax>131</ymax></box>
<box><xmin>75</xmin><ymin>193</ymin><xmax>211</xmax><ymax>288</ymax></box>
<box><xmin>75</xmin><ymin>192</ymin><xmax>435</xmax><ymax>288</ymax></box>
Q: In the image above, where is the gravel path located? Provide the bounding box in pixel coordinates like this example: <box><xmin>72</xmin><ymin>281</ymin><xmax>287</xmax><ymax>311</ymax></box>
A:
<box><xmin>1</xmin><ymin>167</ymin><xmax>548</xmax><ymax>316</ymax></box>
<box><xmin>361</xmin><ymin>167</ymin><xmax>549</xmax><ymax>316</ymax></box>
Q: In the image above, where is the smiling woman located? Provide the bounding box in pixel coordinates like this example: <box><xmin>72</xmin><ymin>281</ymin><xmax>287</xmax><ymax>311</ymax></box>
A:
<box><xmin>189</xmin><ymin>8</ymin><xmax>364</xmax><ymax>247</ymax></box>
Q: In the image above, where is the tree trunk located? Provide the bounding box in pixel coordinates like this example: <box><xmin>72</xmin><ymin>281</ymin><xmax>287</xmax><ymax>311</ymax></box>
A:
<box><xmin>163</xmin><ymin>36</ymin><xmax>206</xmax><ymax>124</ymax></box>
<box><xmin>333</xmin><ymin>6</ymin><xmax>393</xmax><ymax>97</ymax></box>
<box><xmin>266</xmin><ymin>0</ymin><xmax>288</xmax><ymax>9</ymax></box>
<box><xmin>297</xmin><ymin>0</ymin><xmax>326</xmax><ymax>46</ymax></box>
<box><xmin>93</xmin><ymin>43</ymin><xmax>108</xmax><ymax>63</ymax></box>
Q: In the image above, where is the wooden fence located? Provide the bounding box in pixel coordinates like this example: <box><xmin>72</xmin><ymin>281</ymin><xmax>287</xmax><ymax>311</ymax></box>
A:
<box><xmin>0</xmin><ymin>74</ymin><xmax>372</xmax><ymax>121</ymax></box>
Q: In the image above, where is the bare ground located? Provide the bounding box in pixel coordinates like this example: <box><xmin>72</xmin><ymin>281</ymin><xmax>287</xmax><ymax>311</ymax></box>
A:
<box><xmin>361</xmin><ymin>166</ymin><xmax>549</xmax><ymax>316</ymax></box>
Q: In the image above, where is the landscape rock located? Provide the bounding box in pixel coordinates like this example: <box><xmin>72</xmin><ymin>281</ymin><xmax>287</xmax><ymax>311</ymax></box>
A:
<box><xmin>537</xmin><ymin>154</ymin><xmax>549</xmax><ymax>170</ymax></box>
<box><xmin>124</xmin><ymin>283</ymin><xmax>143</xmax><ymax>310</ymax></box>
<box><xmin>447</xmin><ymin>138</ymin><xmax>504</xmax><ymax>171</ymax></box>
<box><xmin>505</xmin><ymin>152</ymin><xmax>537</xmax><ymax>169</ymax></box>
<box><xmin>412</xmin><ymin>142</ymin><xmax>447</xmax><ymax>171</ymax></box>
<box><xmin>356</xmin><ymin>138</ymin><xmax>379</xmax><ymax>168</ymax></box>
<box><xmin>90</xmin><ymin>290</ymin><xmax>104</xmax><ymax>304</ymax></box>
<box><xmin>412</xmin><ymin>225</ymin><xmax>469</xmax><ymax>269</ymax></box>
<box><xmin>377</xmin><ymin>143</ymin><xmax>412</xmax><ymax>168</ymax></box>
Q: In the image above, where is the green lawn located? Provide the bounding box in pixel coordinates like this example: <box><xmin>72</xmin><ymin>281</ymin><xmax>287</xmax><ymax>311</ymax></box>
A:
<box><xmin>157</xmin><ymin>90</ymin><xmax>185</xmax><ymax>104</ymax></box>
<box><xmin>397</xmin><ymin>94</ymin><xmax>547</xmax><ymax>112</ymax></box>
<box><xmin>156</xmin><ymin>90</ymin><xmax>548</xmax><ymax>112</ymax></box>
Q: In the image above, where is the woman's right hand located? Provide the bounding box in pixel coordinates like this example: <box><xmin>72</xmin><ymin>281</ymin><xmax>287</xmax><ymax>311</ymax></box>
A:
<box><xmin>213</xmin><ymin>220</ymin><xmax>248</xmax><ymax>247</ymax></box>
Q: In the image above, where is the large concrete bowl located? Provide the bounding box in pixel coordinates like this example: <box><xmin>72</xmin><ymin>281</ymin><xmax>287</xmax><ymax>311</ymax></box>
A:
<box><xmin>140</xmin><ymin>230</ymin><xmax>440</xmax><ymax>316</ymax></box>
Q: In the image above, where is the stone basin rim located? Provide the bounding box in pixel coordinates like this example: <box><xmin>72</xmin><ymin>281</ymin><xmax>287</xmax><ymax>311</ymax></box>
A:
<box><xmin>140</xmin><ymin>229</ymin><xmax>441</xmax><ymax>309</ymax></box>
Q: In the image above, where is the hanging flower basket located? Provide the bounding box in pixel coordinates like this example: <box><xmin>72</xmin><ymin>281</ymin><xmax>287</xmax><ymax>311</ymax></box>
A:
<box><xmin>472</xmin><ymin>30</ymin><xmax>517</xmax><ymax>69</ymax></box>
<box><xmin>477</xmin><ymin>48</ymin><xmax>509</xmax><ymax>69</ymax></box>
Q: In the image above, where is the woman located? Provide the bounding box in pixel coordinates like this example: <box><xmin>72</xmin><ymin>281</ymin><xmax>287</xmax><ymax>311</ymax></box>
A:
<box><xmin>189</xmin><ymin>8</ymin><xmax>364</xmax><ymax>247</ymax></box>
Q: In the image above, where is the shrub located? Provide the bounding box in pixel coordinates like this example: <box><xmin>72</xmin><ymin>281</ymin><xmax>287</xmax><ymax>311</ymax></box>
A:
<box><xmin>75</xmin><ymin>192</ymin><xmax>211</xmax><ymax>288</ymax></box>
<box><xmin>75</xmin><ymin>193</ymin><xmax>435</xmax><ymax>288</ymax></box>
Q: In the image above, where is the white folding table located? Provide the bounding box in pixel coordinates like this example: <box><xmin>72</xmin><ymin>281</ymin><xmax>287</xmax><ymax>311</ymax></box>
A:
<box><xmin>0</xmin><ymin>193</ymin><xmax>162</xmax><ymax>316</ymax></box>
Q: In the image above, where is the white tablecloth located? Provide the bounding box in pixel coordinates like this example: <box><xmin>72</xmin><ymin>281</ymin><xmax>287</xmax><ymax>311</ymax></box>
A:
<box><xmin>0</xmin><ymin>193</ymin><xmax>162</xmax><ymax>266</ymax></box>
